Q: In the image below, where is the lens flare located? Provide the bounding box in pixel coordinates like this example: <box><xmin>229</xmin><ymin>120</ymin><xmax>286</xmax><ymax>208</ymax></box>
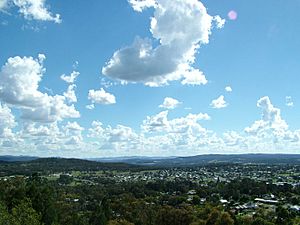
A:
<box><xmin>228</xmin><ymin>10</ymin><xmax>238</xmax><ymax>20</ymax></box>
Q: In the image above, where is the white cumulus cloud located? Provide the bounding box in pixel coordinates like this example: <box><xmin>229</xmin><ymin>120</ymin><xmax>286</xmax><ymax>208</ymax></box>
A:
<box><xmin>86</xmin><ymin>104</ymin><xmax>95</xmax><ymax>110</ymax></box>
<box><xmin>0</xmin><ymin>54</ymin><xmax>46</xmax><ymax>108</ymax></box>
<box><xmin>64</xmin><ymin>121</ymin><xmax>84</xmax><ymax>132</ymax></box>
<box><xmin>245</xmin><ymin>96</ymin><xmax>288</xmax><ymax>137</ymax></box>
<box><xmin>240</xmin><ymin>96</ymin><xmax>300</xmax><ymax>153</ymax></box>
<box><xmin>102</xmin><ymin>0</ymin><xmax>224</xmax><ymax>86</ymax></box>
<box><xmin>107</xmin><ymin>125</ymin><xmax>138</xmax><ymax>143</ymax></box>
<box><xmin>159</xmin><ymin>97</ymin><xmax>181</xmax><ymax>109</ymax></box>
<box><xmin>128</xmin><ymin>0</ymin><xmax>156</xmax><ymax>12</ymax></box>
<box><xmin>60</xmin><ymin>71</ymin><xmax>79</xmax><ymax>84</ymax></box>
<box><xmin>210</xmin><ymin>95</ymin><xmax>228</xmax><ymax>109</ymax></box>
<box><xmin>213</xmin><ymin>15</ymin><xmax>226</xmax><ymax>29</ymax></box>
<box><xmin>12</xmin><ymin>0</ymin><xmax>61</xmax><ymax>23</ymax></box>
<box><xmin>63</xmin><ymin>121</ymin><xmax>84</xmax><ymax>145</ymax></box>
<box><xmin>181</xmin><ymin>68</ymin><xmax>208</xmax><ymax>86</ymax></box>
<box><xmin>0</xmin><ymin>0</ymin><xmax>61</xmax><ymax>23</ymax></box>
<box><xmin>286</xmin><ymin>96</ymin><xmax>294</xmax><ymax>107</ymax></box>
<box><xmin>0</xmin><ymin>0</ymin><xmax>8</xmax><ymax>10</ymax></box>
<box><xmin>21</xmin><ymin>122</ymin><xmax>60</xmax><ymax>137</ymax></box>
<box><xmin>63</xmin><ymin>84</ymin><xmax>77</xmax><ymax>103</ymax></box>
<box><xmin>20</xmin><ymin>95</ymin><xmax>80</xmax><ymax>123</ymax></box>
<box><xmin>225</xmin><ymin>86</ymin><xmax>232</xmax><ymax>92</ymax></box>
<box><xmin>223</xmin><ymin>131</ymin><xmax>244</xmax><ymax>147</ymax></box>
<box><xmin>0</xmin><ymin>55</ymin><xmax>80</xmax><ymax>123</ymax></box>
<box><xmin>142</xmin><ymin>111</ymin><xmax>210</xmax><ymax>134</ymax></box>
<box><xmin>0</xmin><ymin>103</ymin><xmax>17</xmax><ymax>138</ymax></box>
<box><xmin>88</xmin><ymin>88</ymin><xmax>116</xmax><ymax>105</ymax></box>
<box><xmin>142</xmin><ymin>110</ymin><xmax>169</xmax><ymax>133</ymax></box>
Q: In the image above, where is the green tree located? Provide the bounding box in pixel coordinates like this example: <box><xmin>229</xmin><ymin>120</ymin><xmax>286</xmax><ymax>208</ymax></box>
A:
<box><xmin>236</xmin><ymin>215</ymin><xmax>252</xmax><ymax>225</ymax></box>
<box><xmin>155</xmin><ymin>206</ymin><xmax>193</xmax><ymax>225</ymax></box>
<box><xmin>216</xmin><ymin>212</ymin><xmax>234</xmax><ymax>225</ymax></box>
<box><xmin>192</xmin><ymin>195</ymin><xmax>201</xmax><ymax>205</ymax></box>
<box><xmin>26</xmin><ymin>174</ymin><xmax>58</xmax><ymax>225</ymax></box>
<box><xmin>90</xmin><ymin>198</ymin><xmax>111</xmax><ymax>225</ymax></box>
<box><xmin>58</xmin><ymin>174</ymin><xmax>74</xmax><ymax>185</ymax></box>
<box><xmin>108</xmin><ymin>219</ymin><xmax>134</xmax><ymax>225</ymax></box>
<box><xmin>11</xmin><ymin>199</ymin><xmax>42</xmax><ymax>225</ymax></box>
<box><xmin>275</xmin><ymin>206</ymin><xmax>292</xmax><ymax>225</ymax></box>
<box><xmin>0</xmin><ymin>202</ymin><xmax>13</xmax><ymax>225</ymax></box>
<box><xmin>190</xmin><ymin>219</ymin><xmax>206</xmax><ymax>225</ymax></box>
<box><xmin>206</xmin><ymin>209</ymin><xmax>221</xmax><ymax>225</ymax></box>
<box><xmin>252</xmin><ymin>217</ymin><xmax>274</xmax><ymax>225</ymax></box>
<box><xmin>0</xmin><ymin>177</ymin><xmax>26</xmax><ymax>210</ymax></box>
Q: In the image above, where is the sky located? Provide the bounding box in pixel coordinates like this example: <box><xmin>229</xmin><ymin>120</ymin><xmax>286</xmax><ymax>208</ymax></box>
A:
<box><xmin>0</xmin><ymin>0</ymin><xmax>300</xmax><ymax>158</ymax></box>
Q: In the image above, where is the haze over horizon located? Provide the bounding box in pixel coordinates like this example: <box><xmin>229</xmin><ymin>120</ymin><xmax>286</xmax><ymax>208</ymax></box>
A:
<box><xmin>1</xmin><ymin>0</ymin><xmax>300</xmax><ymax>158</ymax></box>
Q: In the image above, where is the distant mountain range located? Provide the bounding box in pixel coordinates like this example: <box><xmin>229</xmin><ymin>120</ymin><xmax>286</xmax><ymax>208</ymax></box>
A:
<box><xmin>92</xmin><ymin>154</ymin><xmax>300</xmax><ymax>166</ymax></box>
<box><xmin>1</xmin><ymin>154</ymin><xmax>300</xmax><ymax>166</ymax></box>
<box><xmin>0</xmin><ymin>155</ymin><xmax>38</xmax><ymax>162</ymax></box>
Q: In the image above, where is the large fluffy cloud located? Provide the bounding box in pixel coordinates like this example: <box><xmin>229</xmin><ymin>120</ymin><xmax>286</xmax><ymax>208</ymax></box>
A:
<box><xmin>222</xmin><ymin>131</ymin><xmax>244</xmax><ymax>147</ymax></box>
<box><xmin>102</xmin><ymin>0</ymin><xmax>224</xmax><ymax>86</ymax></box>
<box><xmin>15</xmin><ymin>120</ymin><xmax>88</xmax><ymax>156</ymax></box>
<box><xmin>0</xmin><ymin>0</ymin><xmax>8</xmax><ymax>10</ymax></box>
<box><xmin>20</xmin><ymin>95</ymin><xmax>80</xmax><ymax>123</ymax></box>
<box><xmin>0</xmin><ymin>54</ymin><xmax>46</xmax><ymax>108</ymax></box>
<box><xmin>88</xmin><ymin>121</ymin><xmax>141</xmax><ymax>152</ymax></box>
<box><xmin>142</xmin><ymin>110</ymin><xmax>210</xmax><ymax>134</ymax></box>
<box><xmin>0</xmin><ymin>103</ymin><xmax>16</xmax><ymax>138</ymax></box>
<box><xmin>107</xmin><ymin>125</ymin><xmax>138</xmax><ymax>143</ymax></box>
<box><xmin>245</xmin><ymin>96</ymin><xmax>288</xmax><ymax>138</ymax></box>
<box><xmin>142</xmin><ymin>110</ymin><xmax>169</xmax><ymax>133</ymax></box>
<box><xmin>0</xmin><ymin>55</ymin><xmax>80</xmax><ymax>123</ymax></box>
<box><xmin>244</xmin><ymin>96</ymin><xmax>300</xmax><ymax>147</ymax></box>
<box><xmin>63</xmin><ymin>122</ymin><xmax>84</xmax><ymax>145</ymax></box>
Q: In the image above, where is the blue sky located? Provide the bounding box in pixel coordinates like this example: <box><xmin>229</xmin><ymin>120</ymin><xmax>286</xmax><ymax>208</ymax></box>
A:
<box><xmin>0</xmin><ymin>0</ymin><xmax>300</xmax><ymax>157</ymax></box>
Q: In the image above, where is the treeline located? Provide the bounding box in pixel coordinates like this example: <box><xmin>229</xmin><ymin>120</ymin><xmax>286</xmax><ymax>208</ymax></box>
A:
<box><xmin>0</xmin><ymin>158</ymin><xmax>142</xmax><ymax>176</ymax></box>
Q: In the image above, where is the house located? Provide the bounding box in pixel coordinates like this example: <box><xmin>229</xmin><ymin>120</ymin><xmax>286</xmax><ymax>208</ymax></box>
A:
<box><xmin>254</xmin><ymin>198</ymin><xmax>279</xmax><ymax>205</ymax></box>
